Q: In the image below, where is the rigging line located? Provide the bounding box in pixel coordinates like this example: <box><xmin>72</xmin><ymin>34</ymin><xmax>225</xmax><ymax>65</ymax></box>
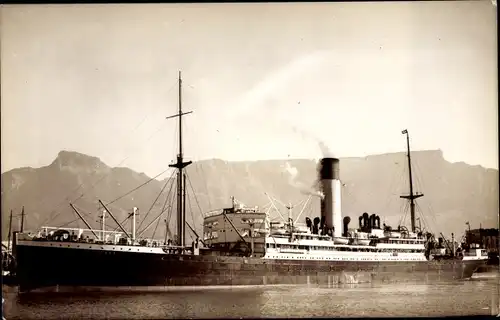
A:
<box><xmin>410</xmin><ymin>161</ymin><xmax>431</xmax><ymax>221</ymax></box>
<box><xmin>418</xmin><ymin>205</ymin><xmax>432</xmax><ymax>232</ymax></box>
<box><xmin>67</xmin><ymin>202</ymin><xmax>114</xmax><ymax>231</ymax></box>
<box><xmin>131</xmin><ymin>79</ymin><xmax>179</xmax><ymax>134</ymax></box>
<box><xmin>58</xmin><ymin>169</ymin><xmax>172</xmax><ymax>233</ymax></box>
<box><xmin>106</xmin><ymin>168</ymin><xmax>172</xmax><ymax>207</ymax></box>
<box><xmin>183</xmin><ymin>106</ymin><xmax>204</xmax><ymax>203</ymax></box>
<box><xmin>421</xmin><ymin>202</ymin><xmax>438</xmax><ymax>230</ymax></box>
<box><xmin>43</xmin><ymin>167</ymin><xmax>170</xmax><ymax>228</ymax></box>
<box><xmin>400</xmin><ymin>200</ymin><xmax>407</xmax><ymax>226</ymax></box>
<box><xmin>395</xmin><ymin>163</ymin><xmax>409</xmax><ymax>221</ymax></box>
<box><xmin>26</xmin><ymin>180</ymin><xmax>89</xmax><ymax>220</ymax></box>
<box><xmin>15</xmin><ymin>165</ymin><xmax>112</xmax><ymax>220</ymax></box>
<box><xmin>112</xmin><ymin>215</ymin><xmax>132</xmax><ymax>233</ymax></box>
<box><xmin>413</xmin><ymin>160</ymin><xmax>439</xmax><ymax>227</ymax></box>
<box><xmin>39</xmin><ymin>184</ymin><xmax>93</xmax><ymax>226</ymax></box>
<box><xmin>399</xmin><ymin>201</ymin><xmax>410</xmax><ymax>227</ymax></box>
<box><xmin>163</xmin><ymin>176</ymin><xmax>176</xmax><ymax>227</ymax></box>
<box><xmin>56</xmin><ymin>216</ymin><xmax>82</xmax><ymax>230</ymax></box>
<box><xmin>186</xmin><ymin>172</ymin><xmax>205</xmax><ymax>219</ymax></box>
<box><xmin>56</xmin><ymin>203</ymin><xmax>96</xmax><ymax>229</ymax></box>
<box><xmin>165</xmin><ymin>191</ymin><xmax>175</xmax><ymax>240</ymax></box>
<box><xmin>160</xmin><ymin>171</ymin><xmax>177</xmax><ymax>237</ymax></box>
<box><xmin>186</xmin><ymin>186</ymin><xmax>198</xmax><ymax>236</ymax></box>
<box><xmin>382</xmin><ymin>160</ymin><xmax>402</xmax><ymax>211</ymax></box>
<box><xmin>150</xmin><ymin>211</ymin><xmax>163</xmax><ymax>241</ymax></box>
<box><xmin>54</xmin><ymin>204</ymin><xmax>108</xmax><ymax>230</ymax></box>
<box><xmin>412</xmin><ymin>157</ymin><xmax>425</xmax><ymax>193</ymax></box>
<box><xmin>403</xmin><ymin>201</ymin><xmax>410</xmax><ymax>226</ymax></box>
<box><xmin>401</xmin><ymin>160</ymin><xmax>408</xmax><ymax>194</ymax></box>
<box><xmin>399</xmin><ymin>201</ymin><xmax>410</xmax><ymax>225</ymax></box>
<box><xmin>136</xmin><ymin>172</ymin><xmax>176</xmax><ymax>232</ymax></box>
<box><xmin>419</xmin><ymin>203</ymin><xmax>434</xmax><ymax>233</ymax></box>
<box><xmin>94</xmin><ymin>203</ymin><xmax>150</xmax><ymax>232</ymax></box>
<box><xmin>136</xmin><ymin>202</ymin><xmax>173</xmax><ymax>239</ymax></box>
<box><xmin>392</xmin><ymin>156</ymin><xmax>407</xmax><ymax>201</ymax></box>
<box><xmin>137</xmin><ymin>175</ymin><xmax>176</xmax><ymax>236</ymax></box>
<box><xmin>41</xmin><ymin>120</ymin><xmax>171</xmax><ymax>227</ymax></box>
<box><xmin>424</xmin><ymin>202</ymin><xmax>439</xmax><ymax>231</ymax></box>
<box><xmin>416</xmin><ymin>202</ymin><xmax>433</xmax><ymax>234</ymax></box>
<box><xmin>137</xmin><ymin>196</ymin><xmax>175</xmax><ymax>240</ymax></box>
<box><xmin>197</xmin><ymin>162</ymin><xmax>212</xmax><ymax>210</ymax></box>
<box><xmin>36</xmin><ymin>109</ymin><xmax>174</xmax><ymax>224</ymax></box>
<box><xmin>160</xmin><ymin>176</ymin><xmax>176</xmax><ymax>226</ymax></box>
<box><xmin>136</xmin><ymin>172</ymin><xmax>176</xmax><ymax>237</ymax></box>
<box><xmin>140</xmin><ymin>202</ymin><xmax>172</xmax><ymax>240</ymax></box>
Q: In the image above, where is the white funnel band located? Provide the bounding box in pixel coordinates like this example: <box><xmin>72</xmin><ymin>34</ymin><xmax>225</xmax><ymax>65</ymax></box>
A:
<box><xmin>332</xmin><ymin>179</ymin><xmax>342</xmax><ymax>238</ymax></box>
<box><xmin>321</xmin><ymin>179</ymin><xmax>333</xmax><ymax>229</ymax></box>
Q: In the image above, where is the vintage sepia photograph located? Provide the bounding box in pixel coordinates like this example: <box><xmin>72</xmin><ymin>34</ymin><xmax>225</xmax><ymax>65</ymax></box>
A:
<box><xmin>1</xmin><ymin>2</ymin><xmax>498</xmax><ymax>319</ymax></box>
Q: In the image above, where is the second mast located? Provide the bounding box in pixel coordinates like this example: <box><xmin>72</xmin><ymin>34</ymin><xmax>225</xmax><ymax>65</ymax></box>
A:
<box><xmin>167</xmin><ymin>71</ymin><xmax>193</xmax><ymax>247</ymax></box>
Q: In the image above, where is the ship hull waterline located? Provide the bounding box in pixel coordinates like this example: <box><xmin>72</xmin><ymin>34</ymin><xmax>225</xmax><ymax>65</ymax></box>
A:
<box><xmin>14</xmin><ymin>243</ymin><xmax>485</xmax><ymax>293</ymax></box>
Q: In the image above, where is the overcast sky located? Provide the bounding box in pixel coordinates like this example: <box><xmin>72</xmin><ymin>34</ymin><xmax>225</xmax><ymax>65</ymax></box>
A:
<box><xmin>1</xmin><ymin>2</ymin><xmax>497</xmax><ymax>177</ymax></box>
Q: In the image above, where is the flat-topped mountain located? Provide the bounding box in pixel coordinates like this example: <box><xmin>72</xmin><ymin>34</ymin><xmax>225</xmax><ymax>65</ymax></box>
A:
<box><xmin>1</xmin><ymin>150</ymin><xmax>498</xmax><ymax>241</ymax></box>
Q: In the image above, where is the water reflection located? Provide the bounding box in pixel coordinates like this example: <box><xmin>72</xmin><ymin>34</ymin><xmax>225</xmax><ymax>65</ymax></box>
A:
<box><xmin>3</xmin><ymin>280</ymin><xmax>498</xmax><ymax>319</ymax></box>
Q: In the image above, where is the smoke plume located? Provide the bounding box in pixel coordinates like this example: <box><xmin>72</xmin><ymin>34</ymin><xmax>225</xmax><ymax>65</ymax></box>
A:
<box><xmin>283</xmin><ymin>162</ymin><xmax>324</xmax><ymax>199</ymax></box>
<box><xmin>318</xmin><ymin>141</ymin><xmax>335</xmax><ymax>158</ymax></box>
<box><xmin>291</xmin><ymin>126</ymin><xmax>335</xmax><ymax>159</ymax></box>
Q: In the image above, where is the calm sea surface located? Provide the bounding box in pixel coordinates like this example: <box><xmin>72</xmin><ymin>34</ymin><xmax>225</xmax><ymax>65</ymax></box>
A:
<box><xmin>3</xmin><ymin>278</ymin><xmax>499</xmax><ymax>319</ymax></box>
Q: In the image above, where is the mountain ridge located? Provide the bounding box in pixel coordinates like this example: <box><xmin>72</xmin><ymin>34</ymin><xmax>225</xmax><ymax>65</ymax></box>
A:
<box><xmin>3</xmin><ymin>147</ymin><xmax>497</xmax><ymax>177</ymax></box>
<box><xmin>1</xmin><ymin>149</ymin><xmax>498</xmax><ymax>241</ymax></box>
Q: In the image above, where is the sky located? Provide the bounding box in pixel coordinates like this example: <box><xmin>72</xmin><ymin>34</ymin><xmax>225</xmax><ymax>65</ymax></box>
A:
<box><xmin>1</xmin><ymin>2</ymin><xmax>498</xmax><ymax>178</ymax></box>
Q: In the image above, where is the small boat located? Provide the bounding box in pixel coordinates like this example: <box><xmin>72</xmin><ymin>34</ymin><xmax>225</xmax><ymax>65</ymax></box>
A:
<box><xmin>333</xmin><ymin>237</ymin><xmax>349</xmax><ymax>245</ymax></box>
<box><xmin>353</xmin><ymin>238</ymin><xmax>371</xmax><ymax>246</ymax></box>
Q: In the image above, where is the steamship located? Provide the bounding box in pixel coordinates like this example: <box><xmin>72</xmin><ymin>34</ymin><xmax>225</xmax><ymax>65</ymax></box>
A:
<box><xmin>9</xmin><ymin>72</ymin><xmax>488</xmax><ymax>293</ymax></box>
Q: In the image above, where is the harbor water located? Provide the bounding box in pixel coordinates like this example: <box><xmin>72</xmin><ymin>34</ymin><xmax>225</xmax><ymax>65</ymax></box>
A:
<box><xmin>2</xmin><ymin>276</ymin><xmax>499</xmax><ymax>319</ymax></box>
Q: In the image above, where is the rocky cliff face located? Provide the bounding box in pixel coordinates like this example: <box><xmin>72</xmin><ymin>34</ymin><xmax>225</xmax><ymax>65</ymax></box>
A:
<box><xmin>2</xmin><ymin>149</ymin><xmax>498</xmax><ymax>240</ymax></box>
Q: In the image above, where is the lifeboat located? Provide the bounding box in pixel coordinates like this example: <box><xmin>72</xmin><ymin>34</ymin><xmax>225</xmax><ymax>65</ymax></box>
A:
<box><xmin>333</xmin><ymin>237</ymin><xmax>349</xmax><ymax>245</ymax></box>
<box><xmin>272</xmin><ymin>229</ymin><xmax>287</xmax><ymax>235</ymax></box>
<box><xmin>294</xmin><ymin>225</ymin><xmax>310</xmax><ymax>233</ymax></box>
<box><xmin>354</xmin><ymin>239</ymin><xmax>371</xmax><ymax>246</ymax></box>
<box><xmin>255</xmin><ymin>228</ymin><xmax>270</xmax><ymax>234</ymax></box>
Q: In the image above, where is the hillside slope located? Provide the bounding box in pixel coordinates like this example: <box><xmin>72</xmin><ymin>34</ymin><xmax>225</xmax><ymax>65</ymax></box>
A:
<box><xmin>1</xmin><ymin>150</ymin><xmax>498</xmax><ymax>241</ymax></box>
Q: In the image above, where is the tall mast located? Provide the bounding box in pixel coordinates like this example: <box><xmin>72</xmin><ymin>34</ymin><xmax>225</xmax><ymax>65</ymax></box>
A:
<box><xmin>20</xmin><ymin>206</ymin><xmax>25</xmax><ymax>232</ymax></box>
<box><xmin>7</xmin><ymin>210</ymin><xmax>13</xmax><ymax>251</ymax></box>
<box><xmin>167</xmin><ymin>71</ymin><xmax>192</xmax><ymax>248</ymax></box>
<box><xmin>99</xmin><ymin>209</ymin><xmax>106</xmax><ymax>241</ymax></box>
<box><xmin>400</xmin><ymin>129</ymin><xmax>423</xmax><ymax>233</ymax></box>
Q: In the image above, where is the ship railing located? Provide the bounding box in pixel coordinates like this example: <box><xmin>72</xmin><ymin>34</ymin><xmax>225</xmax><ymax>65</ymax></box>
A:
<box><xmin>35</xmin><ymin>226</ymin><xmax>125</xmax><ymax>243</ymax></box>
<box><xmin>463</xmin><ymin>251</ymin><xmax>480</xmax><ymax>257</ymax></box>
<box><xmin>205</xmin><ymin>210</ymin><xmax>223</xmax><ymax>218</ymax></box>
<box><xmin>39</xmin><ymin>226</ymin><xmax>124</xmax><ymax>236</ymax></box>
<box><xmin>204</xmin><ymin>208</ymin><xmax>263</xmax><ymax>218</ymax></box>
<box><xmin>39</xmin><ymin>226</ymin><xmax>120</xmax><ymax>233</ymax></box>
<box><xmin>279</xmin><ymin>248</ymin><xmax>306</xmax><ymax>254</ymax></box>
<box><xmin>161</xmin><ymin>244</ymin><xmax>187</xmax><ymax>249</ymax></box>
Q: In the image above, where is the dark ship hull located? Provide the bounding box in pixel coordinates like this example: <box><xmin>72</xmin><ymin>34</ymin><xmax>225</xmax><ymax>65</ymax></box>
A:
<box><xmin>14</xmin><ymin>242</ymin><xmax>485</xmax><ymax>292</ymax></box>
